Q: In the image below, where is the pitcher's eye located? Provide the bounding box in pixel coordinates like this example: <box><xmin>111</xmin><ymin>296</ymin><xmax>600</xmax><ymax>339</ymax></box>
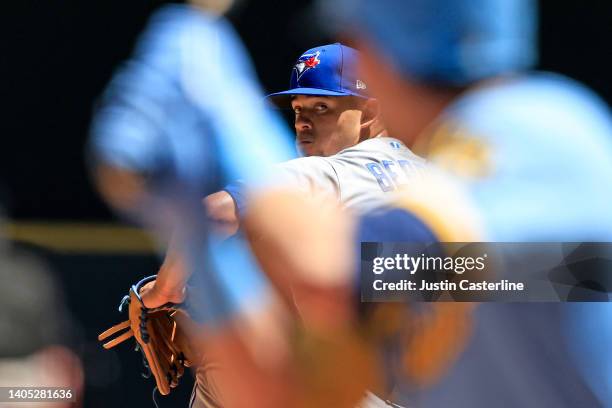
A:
<box><xmin>315</xmin><ymin>104</ymin><xmax>328</xmax><ymax>113</ymax></box>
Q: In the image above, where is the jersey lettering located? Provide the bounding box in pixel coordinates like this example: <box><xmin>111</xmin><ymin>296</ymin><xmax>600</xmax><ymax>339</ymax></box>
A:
<box><xmin>366</xmin><ymin>162</ymin><xmax>394</xmax><ymax>192</ymax></box>
<box><xmin>382</xmin><ymin>160</ymin><xmax>400</xmax><ymax>183</ymax></box>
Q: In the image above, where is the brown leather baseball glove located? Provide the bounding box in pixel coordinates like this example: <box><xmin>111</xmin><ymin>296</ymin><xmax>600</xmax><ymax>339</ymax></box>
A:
<box><xmin>98</xmin><ymin>275</ymin><xmax>200</xmax><ymax>396</ymax></box>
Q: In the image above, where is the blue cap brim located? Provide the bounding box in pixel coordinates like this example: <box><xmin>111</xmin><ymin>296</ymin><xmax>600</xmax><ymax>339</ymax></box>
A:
<box><xmin>266</xmin><ymin>87</ymin><xmax>364</xmax><ymax>106</ymax></box>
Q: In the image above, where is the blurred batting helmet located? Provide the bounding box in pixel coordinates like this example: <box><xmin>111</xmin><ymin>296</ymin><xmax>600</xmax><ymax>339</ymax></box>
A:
<box><xmin>321</xmin><ymin>0</ymin><xmax>538</xmax><ymax>86</ymax></box>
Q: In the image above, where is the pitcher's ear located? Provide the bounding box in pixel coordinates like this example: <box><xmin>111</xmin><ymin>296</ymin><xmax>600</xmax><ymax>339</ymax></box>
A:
<box><xmin>360</xmin><ymin>98</ymin><xmax>379</xmax><ymax>129</ymax></box>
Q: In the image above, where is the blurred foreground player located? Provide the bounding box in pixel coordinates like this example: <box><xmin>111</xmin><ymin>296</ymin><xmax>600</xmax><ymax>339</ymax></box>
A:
<box><xmin>89</xmin><ymin>3</ymin><xmax>359</xmax><ymax>408</ymax></box>
<box><xmin>323</xmin><ymin>0</ymin><xmax>612</xmax><ymax>406</ymax></box>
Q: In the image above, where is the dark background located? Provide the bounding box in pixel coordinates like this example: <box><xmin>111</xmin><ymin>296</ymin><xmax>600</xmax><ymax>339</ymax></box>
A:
<box><xmin>1</xmin><ymin>0</ymin><xmax>611</xmax><ymax>221</ymax></box>
<box><xmin>0</xmin><ymin>1</ymin><xmax>610</xmax><ymax>407</ymax></box>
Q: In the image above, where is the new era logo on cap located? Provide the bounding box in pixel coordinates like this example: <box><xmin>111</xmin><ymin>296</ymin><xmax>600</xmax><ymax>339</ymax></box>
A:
<box><xmin>267</xmin><ymin>43</ymin><xmax>368</xmax><ymax>103</ymax></box>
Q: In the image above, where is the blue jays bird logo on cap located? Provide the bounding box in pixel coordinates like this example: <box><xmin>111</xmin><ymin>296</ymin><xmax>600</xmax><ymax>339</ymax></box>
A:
<box><xmin>294</xmin><ymin>51</ymin><xmax>321</xmax><ymax>81</ymax></box>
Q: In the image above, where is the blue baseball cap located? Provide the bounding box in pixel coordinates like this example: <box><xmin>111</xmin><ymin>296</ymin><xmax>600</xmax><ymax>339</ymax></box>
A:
<box><xmin>267</xmin><ymin>43</ymin><xmax>369</xmax><ymax>104</ymax></box>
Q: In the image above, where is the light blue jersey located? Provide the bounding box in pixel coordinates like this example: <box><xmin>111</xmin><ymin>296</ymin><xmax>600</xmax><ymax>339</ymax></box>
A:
<box><xmin>89</xmin><ymin>5</ymin><xmax>296</xmax><ymax>325</ymax></box>
<box><xmin>354</xmin><ymin>73</ymin><xmax>612</xmax><ymax>407</ymax></box>
<box><xmin>404</xmin><ymin>73</ymin><xmax>612</xmax><ymax>407</ymax></box>
<box><xmin>435</xmin><ymin>73</ymin><xmax>612</xmax><ymax>242</ymax></box>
